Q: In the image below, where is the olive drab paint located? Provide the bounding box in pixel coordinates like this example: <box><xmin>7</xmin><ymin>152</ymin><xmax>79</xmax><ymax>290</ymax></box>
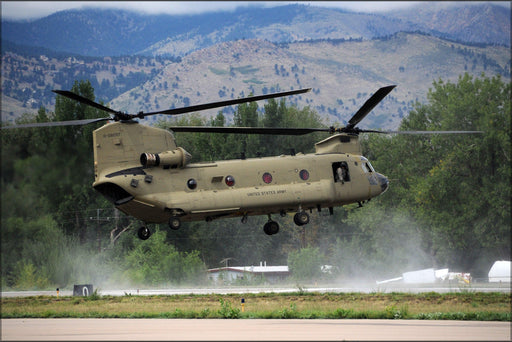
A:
<box><xmin>92</xmin><ymin>121</ymin><xmax>389</xmax><ymax>238</ymax></box>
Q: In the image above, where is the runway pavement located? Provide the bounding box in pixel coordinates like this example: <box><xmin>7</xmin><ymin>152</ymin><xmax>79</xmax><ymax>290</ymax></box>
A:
<box><xmin>2</xmin><ymin>284</ymin><xmax>510</xmax><ymax>341</ymax></box>
<box><xmin>2</xmin><ymin>318</ymin><xmax>511</xmax><ymax>341</ymax></box>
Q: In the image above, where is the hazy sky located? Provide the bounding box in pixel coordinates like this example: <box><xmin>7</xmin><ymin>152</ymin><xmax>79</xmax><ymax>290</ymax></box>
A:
<box><xmin>1</xmin><ymin>1</ymin><xmax>496</xmax><ymax>21</ymax></box>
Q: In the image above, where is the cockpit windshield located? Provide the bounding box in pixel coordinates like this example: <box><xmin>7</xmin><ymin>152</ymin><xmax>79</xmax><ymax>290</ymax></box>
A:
<box><xmin>360</xmin><ymin>156</ymin><xmax>375</xmax><ymax>173</ymax></box>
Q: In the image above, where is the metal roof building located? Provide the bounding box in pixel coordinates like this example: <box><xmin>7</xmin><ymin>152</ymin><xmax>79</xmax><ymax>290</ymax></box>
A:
<box><xmin>208</xmin><ymin>263</ymin><xmax>290</xmax><ymax>285</ymax></box>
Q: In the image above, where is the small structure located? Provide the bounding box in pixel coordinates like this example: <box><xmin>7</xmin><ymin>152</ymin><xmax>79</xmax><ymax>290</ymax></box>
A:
<box><xmin>435</xmin><ymin>268</ymin><xmax>471</xmax><ymax>284</ymax></box>
<box><xmin>488</xmin><ymin>260</ymin><xmax>511</xmax><ymax>282</ymax></box>
<box><xmin>208</xmin><ymin>262</ymin><xmax>289</xmax><ymax>285</ymax></box>
<box><xmin>73</xmin><ymin>284</ymin><xmax>93</xmax><ymax>296</ymax></box>
<box><xmin>377</xmin><ymin>268</ymin><xmax>472</xmax><ymax>285</ymax></box>
<box><xmin>402</xmin><ymin>268</ymin><xmax>437</xmax><ymax>283</ymax></box>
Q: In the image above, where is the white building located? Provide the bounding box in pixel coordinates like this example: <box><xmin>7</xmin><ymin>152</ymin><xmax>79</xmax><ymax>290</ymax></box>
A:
<box><xmin>208</xmin><ymin>263</ymin><xmax>290</xmax><ymax>285</ymax></box>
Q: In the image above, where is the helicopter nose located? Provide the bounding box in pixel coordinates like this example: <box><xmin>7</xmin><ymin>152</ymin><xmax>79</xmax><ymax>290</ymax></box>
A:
<box><xmin>376</xmin><ymin>173</ymin><xmax>389</xmax><ymax>193</ymax></box>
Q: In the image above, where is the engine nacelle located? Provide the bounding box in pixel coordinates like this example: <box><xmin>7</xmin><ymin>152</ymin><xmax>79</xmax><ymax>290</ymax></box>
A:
<box><xmin>140</xmin><ymin>147</ymin><xmax>191</xmax><ymax>168</ymax></box>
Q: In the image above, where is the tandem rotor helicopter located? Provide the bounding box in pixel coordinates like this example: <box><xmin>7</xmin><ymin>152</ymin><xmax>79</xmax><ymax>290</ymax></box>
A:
<box><xmin>3</xmin><ymin>85</ymin><xmax>482</xmax><ymax>240</ymax></box>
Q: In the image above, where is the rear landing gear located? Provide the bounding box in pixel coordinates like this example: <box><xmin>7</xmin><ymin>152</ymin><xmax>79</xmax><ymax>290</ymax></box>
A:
<box><xmin>263</xmin><ymin>220</ymin><xmax>279</xmax><ymax>235</ymax></box>
<box><xmin>263</xmin><ymin>214</ymin><xmax>280</xmax><ymax>235</ymax></box>
<box><xmin>137</xmin><ymin>226</ymin><xmax>151</xmax><ymax>240</ymax></box>
<box><xmin>169</xmin><ymin>216</ymin><xmax>181</xmax><ymax>230</ymax></box>
<box><xmin>293</xmin><ymin>211</ymin><xmax>310</xmax><ymax>226</ymax></box>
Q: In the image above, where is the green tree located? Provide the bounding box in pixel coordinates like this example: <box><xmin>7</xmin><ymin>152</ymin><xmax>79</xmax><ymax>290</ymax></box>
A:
<box><xmin>1</xmin><ymin>80</ymin><xmax>123</xmax><ymax>289</ymax></box>
<box><xmin>260</xmin><ymin>99</ymin><xmax>325</xmax><ymax>156</ymax></box>
<box><xmin>207</xmin><ymin>111</ymin><xmax>231</xmax><ymax>161</ymax></box>
<box><xmin>330</xmin><ymin>204</ymin><xmax>433</xmax><ymax>280</ymax></box>
<box><xmin>123</xmin><ymin>229</ymin><xmax>207</xmax><ymax>285</ymax></box>
<box><xmin>362</xmin><ymin>73</ymin><xmax>510</xmax><ymax>276</ymax></box>
<box><xmin>287</xmin><ymin>247</ymin><xmax>324</xmax><ymax>281</ymax></box>
<box><xmin>279</xmin><ymin>105</ymin><xmax>325</xmax><ymax>154</ymax></box>
<box><xmin>1</xmin><ymin>215</ymin><xmax>71</xmax><ymax>288</ymax></box>
<box><xmin>260</xmin><ymin>98</ymin><xmax>286</xmax><ymax>155</ymax></box>
<box><xmin>231</xmin><ymin>100</ymin><xmax>260</xmax><ymax>157</ymax></box>
<box><xmin>412</xmin><ymin>74</ymin><xmax>510</xmax><ymax>272</ymax></box>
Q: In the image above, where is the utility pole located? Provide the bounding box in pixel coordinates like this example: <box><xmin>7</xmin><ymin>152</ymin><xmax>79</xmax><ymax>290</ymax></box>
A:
<box><xmin>97</xmin><ymin>209</ymin><xmax>100</xmax><ymax>253</ymax></box>
<box><xmin>220</xmin><ymin>257</ymin><xmax>235</xmax><ymax>268</ymax></box>
<box><xmin>89</xmin><ymin>209</ymin><xmax>110</xmax><ymax>252</ymax></box>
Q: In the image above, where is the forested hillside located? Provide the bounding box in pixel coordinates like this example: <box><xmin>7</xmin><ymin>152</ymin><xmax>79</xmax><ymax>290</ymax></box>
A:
<box><xmin>1</xmin><ymin>74</ymin><xmax>509</xmax><ymax>289</ymax></box>
<box><xmin>1</xmin><ymin>47</ymin><xmax>179</xmax><ymax>123</ymax></box>
<box><xmin>1</xmin><ymin>2</ymin><xmax>509</xmax><ymax>127</ymax></box>
<box><xmin>2</xmin><ymin>33</ymin><xmax>510</xmax><ymax>129</ymax></box>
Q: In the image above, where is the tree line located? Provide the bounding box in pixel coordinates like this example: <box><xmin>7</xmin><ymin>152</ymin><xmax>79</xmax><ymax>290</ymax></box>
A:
<box><xmin>1</xmin><ymin>73</ymin><xmax>510</xmax><ymax>289</ymax></box>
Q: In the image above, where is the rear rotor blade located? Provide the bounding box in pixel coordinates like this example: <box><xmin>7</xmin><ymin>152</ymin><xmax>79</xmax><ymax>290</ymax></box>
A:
<box><xmin>52</xmin><ymin>90</ymin><xmax>118</xmax><ymax>114</ymax></box>
<box><xmin>53</xmin><ymin>88</ymin><xmax>310</xmax><ymax>120</ymax></box>
<box><xmin>372</xmin><ymin>130</ymin><xmax>484</xmax><ymax>134</ymax></box>
<box><xmin>1</xmin><ymin>118</ymin><xmax>110</xmax><ymax>129</ymax></box>
<box><xmin>142</xmin><ymin>88</ymin><xmax>311</xmax><ymax>117</ymax></box>
<box><xmin>347</xmin><ymin>85</ymin><xmax>396</xmax><ymax>129</ymax></box>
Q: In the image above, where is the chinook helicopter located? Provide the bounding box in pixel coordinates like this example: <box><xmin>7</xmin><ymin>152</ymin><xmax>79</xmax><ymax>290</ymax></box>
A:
<box><xmin>3</xmin><ymin>85</ymin><xmax>482</xmax><ymax>240</ymax></box>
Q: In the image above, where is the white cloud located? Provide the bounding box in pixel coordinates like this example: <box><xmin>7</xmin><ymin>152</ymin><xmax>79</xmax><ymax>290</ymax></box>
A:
<box><xmin>1</xmin><ymin>1</ymin><xmax>509</xmax><ymax>21</ymax></box>
<box><xmin>2</xmin><ymin>1</ymin><xmax>269</xmax><ymax>20</ymax></box>
<box><xmin>307</xmin><ymin>1</ymin><xmax>418</xmax><ymax>12</ymax></box>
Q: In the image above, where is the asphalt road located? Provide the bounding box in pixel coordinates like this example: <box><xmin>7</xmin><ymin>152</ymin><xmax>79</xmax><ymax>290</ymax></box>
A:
<box><xmin>2</xmin><ymin>284</ymin><xmax>510</xmax><ymax>341</ymax></box>
<box><xmin>2</xmin><ymin>318</ymin><xmax>511</xmax><ymax>341</ymax></box>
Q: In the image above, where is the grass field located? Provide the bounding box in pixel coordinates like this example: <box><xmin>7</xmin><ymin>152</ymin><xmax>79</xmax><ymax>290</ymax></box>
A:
<box><xmin>1</xmin><ymin>291</ymin><xmax>510</xmax><ymax>321</ymax></box>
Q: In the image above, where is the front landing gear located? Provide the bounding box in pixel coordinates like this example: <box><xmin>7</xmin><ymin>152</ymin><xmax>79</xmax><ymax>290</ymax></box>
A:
<box><xmin>137</xmin><ymin>226</ymin><xmax>151</xmax><ymax>240</ymax></box>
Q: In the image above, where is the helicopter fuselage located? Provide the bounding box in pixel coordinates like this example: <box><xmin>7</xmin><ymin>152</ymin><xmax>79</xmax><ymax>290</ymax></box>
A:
<box><xmin>92</xmin><ymin>122</ymin><xmax>389</xmax><ymax>228</ymax></box>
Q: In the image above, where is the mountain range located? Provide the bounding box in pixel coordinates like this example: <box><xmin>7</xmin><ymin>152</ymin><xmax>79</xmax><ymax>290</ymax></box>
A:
<box><xmin>1</xmin><ymin>2</ymin><xmax>510</xmax><ymax>129</ymax></box>
<box><xmin>3</xmin><ymin>3</ymin><xmax>510</xmax><ymax>56</ymax></box>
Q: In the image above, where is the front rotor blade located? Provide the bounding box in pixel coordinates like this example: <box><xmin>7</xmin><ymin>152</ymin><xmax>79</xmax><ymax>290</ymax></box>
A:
<box><xmin>142</xmin><ymin>88</ymin><xmax>311</xmax><ymax>117</ymax></box>
<box><xmin>52</xmin><ymin>90</ymin><xmax>118</xmax><ymax>114</ymax></box>
<box><xmin>164</xmin><ymin>125</ymin><xmax>484</xmax><ymax>136</ymax></box>
<box><xmin>374</xmin><ymin>130</ymin><xmax>484</xmax><ymax>134</ymax></box>
<box><xmin>1</xmin><ymin>118</ymin><xmax>110</xmax><ymax>129</ymax></box>
<box><xmin>347</xmin><ymin>85</ymin><xmax>396</xmax><ymax>128</ymax></box>
<box><xmin>167</xmin><ymin>126</ymin><xmax>328</xmax><ymax>135</ymax></box>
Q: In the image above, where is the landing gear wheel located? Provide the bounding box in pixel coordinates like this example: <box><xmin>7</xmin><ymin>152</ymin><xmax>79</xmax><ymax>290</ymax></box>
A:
<box><xmin>293</xmin><ymin>211</ymin><xmax>310</xmax><ymax>226</ymax></box>
<box><xmin>263</xmin><ymin>221</ymin><xmax>280</xmax><ymax>235</ymax></box>
<box><xmin>137</xmin><ymin>226</ymin><xmax>151</xmax><ymax>240</ymax></box>
<box><xmin>169</xmin><ymin>216</ymin><xmax>181</xmax><ymax>230</ymax></box>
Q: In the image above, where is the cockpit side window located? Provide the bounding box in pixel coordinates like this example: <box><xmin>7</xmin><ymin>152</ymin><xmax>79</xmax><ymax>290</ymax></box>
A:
<box><xmin>332</xmin><ymin>161</ymin><xmax>350</xmax><ymax>183</ymax></box>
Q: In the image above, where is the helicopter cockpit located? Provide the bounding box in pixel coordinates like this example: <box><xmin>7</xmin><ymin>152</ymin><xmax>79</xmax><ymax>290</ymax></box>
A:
<box><xmin>360</xmin><ymin>156</ymin><xmax>375</xmax><ymax>173</ymax></box>
<box><xmin>360</xmin><ymin>156</ymin><xmax>389</xmax><ymax>192</ymax></box>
